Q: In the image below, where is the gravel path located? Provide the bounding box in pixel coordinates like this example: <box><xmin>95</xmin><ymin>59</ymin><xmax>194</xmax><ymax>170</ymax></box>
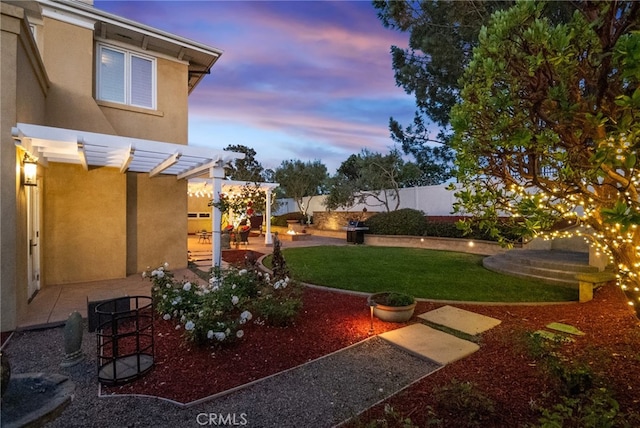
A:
<box><xmin>2</xmin><ymin>324</ymin><xmax>440</xmax><ymax>427</ymax></box>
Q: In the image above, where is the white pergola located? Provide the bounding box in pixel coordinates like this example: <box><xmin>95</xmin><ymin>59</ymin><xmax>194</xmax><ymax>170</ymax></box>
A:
<box><xmin>188</xmin><ymin>178</ymin><xmax>279</xmax><ymax>266</ymax></box>
<box><xmin>12</xmin><ymin>122</ymin><xmax>246</xmax><ymax>268</ymax></box>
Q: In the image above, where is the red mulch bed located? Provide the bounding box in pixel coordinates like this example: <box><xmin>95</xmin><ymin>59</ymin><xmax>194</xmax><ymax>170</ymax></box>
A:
<box><xmin>104</xmin><ymin>250</ymin><xmax>640</xmax><ymax>425</ymax></box>
<box><xmin>103</xmin><ymin>286</ymin><xmax>400</xmax><ymax>404</ymax></box>
<box><xmin>353</xmin><ymin>285</ymin><xmax>640</xmax><ymax>426</ymax></box>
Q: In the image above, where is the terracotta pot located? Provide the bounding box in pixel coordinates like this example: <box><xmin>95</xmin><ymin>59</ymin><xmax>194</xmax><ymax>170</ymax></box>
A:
<box><xmin>368</xmin><ymin>292</ymin><xmax>416</xmax><ymax>323</ymax></box>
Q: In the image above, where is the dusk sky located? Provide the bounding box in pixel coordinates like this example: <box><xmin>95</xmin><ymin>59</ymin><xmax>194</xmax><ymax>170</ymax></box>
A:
<box><xmin>94</xmin><ymin>0</ymin><xmax>430</xmax><ymax>174</ymax></box>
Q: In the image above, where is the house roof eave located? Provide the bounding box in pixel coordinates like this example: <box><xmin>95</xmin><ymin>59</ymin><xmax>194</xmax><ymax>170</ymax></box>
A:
<box><xmin>39</xmin><ymin>0</ymin><xmax>223</xmax><ymax>92</ymax></box>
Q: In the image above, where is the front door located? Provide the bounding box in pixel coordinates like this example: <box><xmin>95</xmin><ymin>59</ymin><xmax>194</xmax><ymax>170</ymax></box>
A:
<box><xmin>27</xmin><ymin>180</ymin><xmax>41</xmax><ymax>301</ymax></box>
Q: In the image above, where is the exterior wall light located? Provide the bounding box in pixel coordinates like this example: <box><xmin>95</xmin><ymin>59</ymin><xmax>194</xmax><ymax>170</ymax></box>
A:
<box><xmin>23</xmin><ymin>155</ymin><xmax>38</xmax><ymax>186</ymax></box>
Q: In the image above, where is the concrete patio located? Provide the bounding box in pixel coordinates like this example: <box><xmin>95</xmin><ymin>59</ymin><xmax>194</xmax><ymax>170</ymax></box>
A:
<box><xmin>17</xmin><ymin>233</ymin><xmax>346</xmax><ymax>330</ymax></box>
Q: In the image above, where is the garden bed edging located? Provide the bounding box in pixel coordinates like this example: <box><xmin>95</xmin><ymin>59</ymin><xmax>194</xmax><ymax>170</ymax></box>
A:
<box><xmin>363</xmin><ymin>234</ymin><xmax>512</xmax><ymax>256</ymax></box>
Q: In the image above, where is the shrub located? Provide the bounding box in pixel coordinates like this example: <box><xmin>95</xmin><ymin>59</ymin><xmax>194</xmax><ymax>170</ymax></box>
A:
<box><xmin>371</xmin><ymin>292</ymin><xmax>415</xmax><ymax>307</ymax></box>
<box><xmin>365</xmin><ymin>209</ymin><xmax>427</xmax><ymax>236</ymax></box>
<box><xmin>251</xmin><ymin>276</ymin><xmax>302</xmax><ymax>327</ymax></box>
<box><xmin>536</xmin><ymin>388</ymin><xmax>634</xmax><ymax>428</ymax></box>
<box><xmin>424</xmin><ymin>219</ymin><xmax>523</xmax><ymax>242</ymax></box>
<box><xmin>145</xmin><ymin>261</ymin><xmax>302</xmax><ymax>345</ymax></box>
<box><xmin>433</xmin><ymin>379</ymin><xmax>497</xmax><ymax>427</ymax></box>
<box><xmin>250</xmin><ymin>235</ymin><xmax>302</xmax><ymax>326</ymax></box>
<box><xmin>271</xmin><ymin>212</ymin><xmax>308</xmax><ymax>227</ymax></box>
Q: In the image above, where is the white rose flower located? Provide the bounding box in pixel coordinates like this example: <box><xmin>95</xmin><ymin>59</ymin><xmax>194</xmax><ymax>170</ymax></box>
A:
<box><xmin>185</xmin><ymin>320</ymin><xmax>195</xmax><ymax>331</ymax></box>
<box><xmin>213</xmin><ymin>332</ymin><xmax>226</xmax><ymax>341</ymax></box>
<box><xmin>165</xmin><ymin>283</ymin><xmax>171</xmax><ymax>288</ymax></box>
<box><xmin>232</xmin><ymin>284</ymin><xmax>237</xmax><ymax>290</ymax></box>
<box><xmin>183</xmin><ymin>282</ymin><xmax>192</xmax><ymax>291</ymax></box>
<box><xmin>241</xmin><ymin>310</ymin><xmax>253</xmax><ymax>321</ymax></box>
<box><xmin>180</xmin><ymin>315</ymin><xmax>186</xmax><ymax>322</ymax></box>
<box><xmin>239</xmin><ymin>269</ymin><xmax>248</xmax><ymax>276</ymax></box>
<box><xmin>231</xmin><ymin>295</ymin><xmax>239</xmax><ymax>305</ymax></box>
<box><xmin>162</xmin><ymin>313</ymin><xmax>171</xmax><ymax>320</ymax></box>
<box><xmin>156</xmin><ymin>271</ymin><xmax>165</xmax><ymax>279</ymax></box>
<box><xmin>207</xmin><ymin>330</ymin><xmax>214</xmax><ymax>339</ymax></box>
<box><xmin>236</xmin><ymin>330</ymin><xmax>244</xmax><ymax>338</ymax></box>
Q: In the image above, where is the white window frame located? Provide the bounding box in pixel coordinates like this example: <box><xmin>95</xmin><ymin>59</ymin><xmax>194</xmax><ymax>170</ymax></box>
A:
<box><xmin>96</xmin><ymin>43</ymin><xmax>157</xmax><ymax>110</ymax></box>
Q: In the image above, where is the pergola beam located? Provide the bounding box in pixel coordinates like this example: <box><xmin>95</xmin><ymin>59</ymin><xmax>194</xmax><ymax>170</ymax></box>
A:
<box><xmin>77</xmin><ymin>139</ymin><xmax>88</xmax><ymax>171</ymax></box>
<box><xmin>177</xmin><ymin>159</ymin><xmax>220</xmax><ymax>180</ymax></box>
<box><xmin>120</xmin><ymin>146</ymin><xmax>135</xmax><ymax>173</ymax></box>
<box><xmin>149</xmin><ymin>151</ymin><xmax>181</xmax><ymax>177</ymax></box>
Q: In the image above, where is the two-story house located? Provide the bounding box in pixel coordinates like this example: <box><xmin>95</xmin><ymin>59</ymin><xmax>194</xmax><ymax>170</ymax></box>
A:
<box><xmin>1</xmin><ymin>0</ymin><xmax>239</xmax><ymax>332</ymax></box>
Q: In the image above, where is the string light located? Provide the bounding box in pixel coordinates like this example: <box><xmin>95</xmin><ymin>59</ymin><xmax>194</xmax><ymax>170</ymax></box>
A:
<box><xmin>485</xmin><ymin>135</ymin><xmax>640</xmax><ymax>312</ymax></box>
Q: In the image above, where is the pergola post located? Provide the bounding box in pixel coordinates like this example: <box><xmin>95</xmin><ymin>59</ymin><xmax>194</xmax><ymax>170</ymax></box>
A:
<box><xmin>210</xmin><ymin>165</ymin><xmax>225</xmax><ymax>267</ymax></box>
<box><xmin>264</xmin><ymin>188</ymin><xmax>273</xmax><ymax>246</ymax></box>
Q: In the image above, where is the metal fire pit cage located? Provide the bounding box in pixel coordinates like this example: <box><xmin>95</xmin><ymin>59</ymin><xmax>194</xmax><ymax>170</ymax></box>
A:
<box><xmin>96</xmin><ymin>296</ymin><xmax>154</xmax><ymax>386</ymax></box>
<box><xmin>345</xmin><ymin>221</ymin><xmax>368</xmax><ymax>244</ymax></box>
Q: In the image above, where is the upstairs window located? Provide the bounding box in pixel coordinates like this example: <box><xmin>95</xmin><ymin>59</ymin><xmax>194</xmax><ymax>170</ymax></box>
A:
<box><xmin>97</xmin><ymin>44</ymin><xmax>156</xmax><ymax>109</ymax></box>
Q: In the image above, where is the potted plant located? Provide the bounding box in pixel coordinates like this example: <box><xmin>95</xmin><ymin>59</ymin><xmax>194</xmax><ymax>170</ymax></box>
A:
<box><xmin>368</xmin><ymin>292</ymin><xmax>416</xmax><ymax>323</ymax></box>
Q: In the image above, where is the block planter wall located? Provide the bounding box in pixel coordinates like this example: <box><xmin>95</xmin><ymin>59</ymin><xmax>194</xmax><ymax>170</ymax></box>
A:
<box><xmin>312</xmin><ymin>211</ymin><xmax>376</xmax><ymax>231</ymax></box>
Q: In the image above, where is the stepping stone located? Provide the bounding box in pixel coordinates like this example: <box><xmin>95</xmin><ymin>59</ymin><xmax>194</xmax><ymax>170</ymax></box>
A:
<box><xmin>379</xmin><ymin>324</ymin><xmax>479</xmax><ymax>365</ymax></box>
<box><xmin>533</xmin><ymin>330</ymin><xmax>575</xmax><ymax>343</ymax></box>
<box><xmin>418</xmin><ymin>305</ymin><xmax>502</xmax><ymax>335</ymax></box>
<box><xmin>546</xmin><ymin>322</ymin><xmax>585</xmax><ymax>336</ymax></box>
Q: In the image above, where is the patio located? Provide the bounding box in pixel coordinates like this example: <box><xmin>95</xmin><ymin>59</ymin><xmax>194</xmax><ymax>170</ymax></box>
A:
<box><xmin>16</xmin><ymin>232</ymin><xmax>344</xmax><ymax>331</ymax></box>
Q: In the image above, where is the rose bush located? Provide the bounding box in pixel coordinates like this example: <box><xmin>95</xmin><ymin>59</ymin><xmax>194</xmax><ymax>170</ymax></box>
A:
<box><xmin>144</xmin><ymin>263</ymin><xmax>302</xmax><ymax>346</ymax></box>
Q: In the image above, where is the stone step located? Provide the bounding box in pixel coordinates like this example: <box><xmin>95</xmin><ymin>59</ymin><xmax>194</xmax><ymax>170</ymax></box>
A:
<box><xmin>379</xmin><ymin>324</ymin><xmax>479</xmax><ymax>365</ymax></box>
<box><xmin>483</xmin><ymin>250</ymin><xmax>595</xmax><ymax>287</ymax></box>
<box><xmin>502</xmin><ymin>250</ymin><xmax>595</xmax><ymax>273</ymax></box>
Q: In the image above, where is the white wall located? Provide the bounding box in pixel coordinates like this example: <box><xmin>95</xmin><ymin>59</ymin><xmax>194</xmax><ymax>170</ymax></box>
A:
<box><xmin>275</xmin><ymin>184</ymin><xmax>459</xmax><ymax>216</ymax></box>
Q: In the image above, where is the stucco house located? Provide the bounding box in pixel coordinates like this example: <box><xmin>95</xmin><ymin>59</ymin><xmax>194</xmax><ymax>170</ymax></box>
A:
<box><xmin>1</xmin><ymin>0</ymin><xmax>240</xmax><ymax>333</ymax></box>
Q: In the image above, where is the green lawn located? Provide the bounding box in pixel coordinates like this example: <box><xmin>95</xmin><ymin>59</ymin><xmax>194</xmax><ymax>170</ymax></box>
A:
<box><xmin>265</xmin><ymin>246</ymin><xmax>577</xmax><ymax>302</ymax></box>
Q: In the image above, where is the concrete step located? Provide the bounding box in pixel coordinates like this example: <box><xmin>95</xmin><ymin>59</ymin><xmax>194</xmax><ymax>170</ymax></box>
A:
<box><xmin>379</xmin><ymin>324</ymin><xmax>479</xmax><ymax>365</ymax></box>
<box><xmin>502</xmin><ymin>250</ymin><xmax>595</xmax><ymax>273</ymax></box>
<box><xmin>483</xmin><ymin>250</ymin><xmax>594</xmax><ymax>287</ymax></box>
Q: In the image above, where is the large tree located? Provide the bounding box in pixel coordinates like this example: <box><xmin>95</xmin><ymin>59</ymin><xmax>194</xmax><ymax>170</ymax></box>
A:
<box><xmin>274</xmin><ymin>160</ymin><xmax>328</xmax><ymax>217</ymax></box>
<box><xmin>223</xmin><ymin>144</ymin><xmax>264</xmax><ymax>182</ymax></box>
<box><xmin>450</xmin><ymin>2</ymin><xmax>640</xmax><ymax>311</ymax></box>
<box><xmin>373</xmin><ymin>0</ymin><xmax>513</xmax><ymax>183</ymax></box>
<box><xmin>325</xmin><ymin>149</ymin><xmax>421</xmax><ymax>212</ymax></box>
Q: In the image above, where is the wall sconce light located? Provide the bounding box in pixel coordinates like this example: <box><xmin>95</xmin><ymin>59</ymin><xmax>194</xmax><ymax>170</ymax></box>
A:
<box><xmin>23</xmin><ymin>155</ymin><xmax>38</xmax><ymax>186</ymax></box>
